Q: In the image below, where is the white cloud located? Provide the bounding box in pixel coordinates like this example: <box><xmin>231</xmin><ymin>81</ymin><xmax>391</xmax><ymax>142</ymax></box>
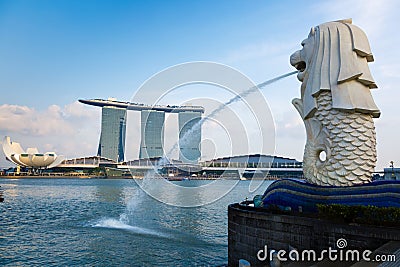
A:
<box><xmin>222</xmin><ymin>41</ymin><xmax>296</xmax><ymax>65</ymax></box>
<box><xmin>377</xmin><ymin>64</ymin><xmax>400</xmax><ymax>79</ymax></box>
<box><xmin>63</xmin><ymin>101</ymin><xmax>98</xmax><ymax>118</ymax></box>
<box><xmin>312</xmin><ymin>0</ymin><xmax>399</xmax><ymax>39</ymax></box>
<box><xmin>0</xmin><ymin>104</ymin><xmax>70</xmax><ymax>136</ymax></box>
<box><xmin>0</xmin><ymin>101</ymin><xmax>99</xmax><ymax>137</ymax></box>
<box><xmin>0</xmin><ymin>102</ymin><xmax>100</xmax><ymax>168</ymax></box>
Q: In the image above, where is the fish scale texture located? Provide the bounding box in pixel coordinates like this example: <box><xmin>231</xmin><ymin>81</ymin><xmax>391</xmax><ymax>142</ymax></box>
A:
<box><xmin>303</xmin><ymin>91</ymin><xmax>377</xmax><ymax>186</ymax></box>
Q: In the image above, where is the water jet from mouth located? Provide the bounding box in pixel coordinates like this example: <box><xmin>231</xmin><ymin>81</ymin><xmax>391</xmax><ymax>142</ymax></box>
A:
<box><xmin>148</xmin><ymin>70</ymin><xmax>298</xmax><ymax>172</ymax></box>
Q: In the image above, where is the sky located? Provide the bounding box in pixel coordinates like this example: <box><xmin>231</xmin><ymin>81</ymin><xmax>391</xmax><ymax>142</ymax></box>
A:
<box><xmin>0</xmin><ymin>0</ymin><xmax>399</xmax><ymax>170</ymax></box>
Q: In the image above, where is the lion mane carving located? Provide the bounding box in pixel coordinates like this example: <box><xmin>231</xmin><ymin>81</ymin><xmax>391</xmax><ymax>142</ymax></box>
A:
<box><xmin>290</xmin><ymin>19</ymin><xmax>380</xmax><ymax>186</ymax></box>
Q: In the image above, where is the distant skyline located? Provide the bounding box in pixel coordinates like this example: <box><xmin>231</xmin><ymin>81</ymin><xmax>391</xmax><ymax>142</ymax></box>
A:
<box><xmin>1</xmin><ymin>0</ymin><xmax>400</xmax><ymax>170</ymax></box>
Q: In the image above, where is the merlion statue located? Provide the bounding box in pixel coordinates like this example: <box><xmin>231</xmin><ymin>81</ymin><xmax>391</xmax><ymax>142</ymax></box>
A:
<box><xmin>290</xmin><ymin>19</ymin><xmax>380</xmax><ymax>186</ymax></box>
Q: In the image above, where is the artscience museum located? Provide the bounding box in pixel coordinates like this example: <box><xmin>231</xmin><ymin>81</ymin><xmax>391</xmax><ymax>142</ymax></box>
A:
<box><xmin>2</xmin><ymin>136</ymin><xmax>64</xmax><ymax>169</ymax></box>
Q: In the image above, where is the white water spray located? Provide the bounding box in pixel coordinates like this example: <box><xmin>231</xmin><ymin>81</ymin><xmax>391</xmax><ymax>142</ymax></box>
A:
<box><xmin>156</xmin><ymin>70</ymin><xmax>298</xmax><ymax>168</ymax></box>
<box><xmin>133</xmin><ymin>69</ymin><xmax>298</xmax><ymax>206</ymax></box>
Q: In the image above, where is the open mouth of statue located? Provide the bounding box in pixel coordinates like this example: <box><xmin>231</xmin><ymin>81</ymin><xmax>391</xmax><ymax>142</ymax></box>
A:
<box><xmin>294</xmin><ymin>61</ymin><xmax>306</xmax><ymax>72</ymax></box>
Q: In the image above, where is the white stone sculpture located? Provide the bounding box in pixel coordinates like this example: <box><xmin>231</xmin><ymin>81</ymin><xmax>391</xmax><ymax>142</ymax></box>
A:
<box><xmin>2</xmin><ymin>136</ymin><xmax>65</xmax><ymax>168</ymax></box>
<box><xmin>290</xmin><ymin>19</ymin><xmax>380</xmax><ymax>186</ymax></box>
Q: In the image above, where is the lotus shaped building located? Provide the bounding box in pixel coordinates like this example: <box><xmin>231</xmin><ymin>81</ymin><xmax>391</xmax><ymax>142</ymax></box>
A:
<box><xmin>2</xmin><ymin>136</ymin><xmax>64</xmax><ymax>168</ymax></box>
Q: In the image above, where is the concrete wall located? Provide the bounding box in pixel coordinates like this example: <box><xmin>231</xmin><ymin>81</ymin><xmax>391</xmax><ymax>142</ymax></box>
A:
<box><xmin>228</xmin><ymin>203</ymin><xmax>400</xmax><ymax>267</ymax></box>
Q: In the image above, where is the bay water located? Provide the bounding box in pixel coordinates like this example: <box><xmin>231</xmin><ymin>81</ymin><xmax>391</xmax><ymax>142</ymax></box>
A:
<box><xmin>0</xmin><ymin>178</ymin><xmax>271</xmax><ymax>266</ymax></box>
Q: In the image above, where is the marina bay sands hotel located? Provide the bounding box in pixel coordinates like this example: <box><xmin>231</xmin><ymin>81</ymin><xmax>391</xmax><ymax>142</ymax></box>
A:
<box><xmin>79</xmin><ymin>98</ymin><xmax>204</xmax><ymax>163</ymax></box>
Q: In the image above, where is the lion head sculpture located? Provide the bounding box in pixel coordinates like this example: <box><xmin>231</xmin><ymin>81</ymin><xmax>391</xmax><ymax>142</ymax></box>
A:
<box><xmin>290</xmin><ymin>19</ymin><xmax>380</xmax><ymax>120</ymax></box>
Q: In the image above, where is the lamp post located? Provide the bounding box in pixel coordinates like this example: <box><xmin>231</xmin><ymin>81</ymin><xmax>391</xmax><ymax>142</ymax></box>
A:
<box><xmin>390</xmin><ymin>161</ymin><xmax>395</xmax><ymax>180</ymax></box>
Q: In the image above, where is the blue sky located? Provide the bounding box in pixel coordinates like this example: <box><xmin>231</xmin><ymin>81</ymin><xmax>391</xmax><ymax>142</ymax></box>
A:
<box><xmin>0</xmin><ymin>0</ymin><xmax>298</xmax><ymax>106</ymax></box>
<box><xmin>1</xmin><ymin>0</ymin><xmax>399</xmax><ymax>170</ymax></box>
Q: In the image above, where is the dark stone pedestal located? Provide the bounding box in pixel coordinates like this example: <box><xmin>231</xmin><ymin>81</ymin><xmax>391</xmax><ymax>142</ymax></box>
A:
<box><xmin>228</xmin><ymin>203</ymin><xmax>400</xmax><ymax>267</ymax></box>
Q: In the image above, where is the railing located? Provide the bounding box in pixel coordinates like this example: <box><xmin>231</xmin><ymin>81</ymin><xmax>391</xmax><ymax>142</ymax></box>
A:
<box><xmin>1</xmin><ymin>172</ymin><xmax>93</xmax><ymax>177</ymax></box>
<box><xmin>200</xmin><ymin>161</ymin><xmax>303</xmax><ymax>168</ymax></box>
